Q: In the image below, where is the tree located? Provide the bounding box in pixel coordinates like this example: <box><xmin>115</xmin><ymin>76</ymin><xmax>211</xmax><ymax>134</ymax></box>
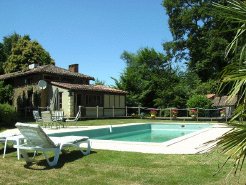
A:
<box><xmin>3</xmin><ymin>37</ymin><xmax>54</xmax><ymax>73</ymax></box>
<box><xmin>94</xmin><ymin>78</ymin><xmax>106</xmax><ymax>85</ymax></box>
<box><xmin>0</xmin><ymin>43</ymin><xmax>5</xmax><ymax>74</ymax></box>
<box><xmin>0</xmin><ymin>33</ymin><xmax>30</xmax><ymax>74</ymax></box>
<box><xmin>162</xmin><ymin>0</ymin><xmax>235</xmax><ymax>82</ymax></box>
<box><xmin>0</xmin><ymin>33</ymin><xmax>54</xmax><ymax>73</ymax></box>
<box><xmin>208</xmin><ymin>0</ymin><xmax>246</xmax><ymax>175</ymax></box>
<box><xmin>116</xmin><ymin>48</ymin><xmax>180</xmax><ymax>108</ymax></box>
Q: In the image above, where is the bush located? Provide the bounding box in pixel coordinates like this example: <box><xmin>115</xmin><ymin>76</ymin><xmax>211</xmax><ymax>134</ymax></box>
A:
<box><xmin>0</xmin><ymin>103</ymin><xmax>18</xmax><ymax>127</ymax></box>
<box><xmin>187</xmin><ymin>95</ymin><xmax>212</xmax><ymax>117</ymax></box>
<box><xmin>187</xmin><ymin>95</ymin><xmax>212</xmax><ymax>109</ymax></box>
<box><xmin>0</xmin><ymin>81</ymin><xmax>13</xmax><ymax>104</ymax></box>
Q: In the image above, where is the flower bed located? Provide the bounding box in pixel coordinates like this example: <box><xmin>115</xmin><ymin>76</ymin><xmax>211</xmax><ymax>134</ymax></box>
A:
<box><xmin>189</xmin><ymin>108</ymin><xmax>198</xmax><ymax>119</ymax></box>
<box><xmin>150</xmin><ymin>109</ymin><xmax>157</xmax><ymax>118</ymax></box>
<box><xmin>171</xmin><ymin>108</ymin><xmax>178</xmax><ymax>118</ymax></box>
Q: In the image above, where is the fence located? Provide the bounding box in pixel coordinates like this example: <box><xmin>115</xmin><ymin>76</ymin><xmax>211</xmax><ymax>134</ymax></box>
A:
<box><xmin>125</xmin><ymin>106</ymin><xmax>229</xmax><ymax>121</ymax></box>
<box><xmin>23</xmin><ymin>105</ymin><xmax>229</xmax><ymax>121</ymax></box>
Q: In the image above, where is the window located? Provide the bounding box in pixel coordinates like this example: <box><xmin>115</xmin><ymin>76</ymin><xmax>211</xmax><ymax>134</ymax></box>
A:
<box><xmin>58</xmin><ymin>92</ymin><xmax>63</xmax><ymax>109</ymax></box>
<box><xmin>77</xmin><ymin>94</ymin><xmax>82</xmax><ymax>106</ymax></box>
<box><xmin>86</xmin><ymin>95</ymin><xmax>102</xmax><ymax>106</ymax></box>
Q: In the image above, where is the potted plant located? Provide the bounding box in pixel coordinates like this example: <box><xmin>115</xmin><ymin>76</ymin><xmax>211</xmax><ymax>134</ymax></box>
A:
<box><xmin>150</xmin><ymin>109</ymin><xmax>157</xmax><ymax>119</ymax></box>
<box><xmin>220</xmin><ymin>108</ymin><xmax>226</xmax><ymax>117</ymax></box>
<box><xmin>189</xmin><ymin>108</ymin><xmax>198</xmax><ymax>119</ymax></box>
<box><xmin>171</xmin><ymin>108</ymin><xmax>178</xmax><ymax>119</ymax></box>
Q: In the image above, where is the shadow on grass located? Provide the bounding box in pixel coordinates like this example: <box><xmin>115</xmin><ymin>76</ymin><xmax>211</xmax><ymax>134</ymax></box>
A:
<box><xmin>24</xmin><ymin>150</ymin><xmax>97</xmax><ymax>170</ymax></box>
<box><xmin>0</xmin><ymin>146</ymin><xmax>16</xmax><ymax>155</ymax></box>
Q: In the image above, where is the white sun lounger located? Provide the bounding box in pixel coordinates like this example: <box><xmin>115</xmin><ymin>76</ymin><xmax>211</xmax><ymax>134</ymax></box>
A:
<box><xmin>65</xmin><ymin>107</ymin><xmax>81</xmax><ymax>123</ymax></box>
<box><xmin>0</xmin><ymin>131</ymin><xmax>23</xmax><ymax>160</ymax></box>
<box><xmin>14</xmin><ymin>122</ymin><xmax>91</xmax><ymax>167</ymax></box>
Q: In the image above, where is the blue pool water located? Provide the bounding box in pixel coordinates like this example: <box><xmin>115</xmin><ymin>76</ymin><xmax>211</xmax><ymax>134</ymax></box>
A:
<box><xmin>49</xmin><ymin>123</ymin><xmax>211</xmax><ymax>143</ymax></box>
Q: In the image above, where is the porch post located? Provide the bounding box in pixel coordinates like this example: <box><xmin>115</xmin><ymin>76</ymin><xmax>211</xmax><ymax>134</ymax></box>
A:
<box><xmin>97</xmin><ymin>106</ymin><xmax>99</xmax><ymax>118</ymax></box>
<box><xmin>113</xmin><ymin>106</ymin><xmax>115</xmax><ymax>117</ymax></box>
<box><xmin>68</xmin><ymin>91</ymin><xmax>74</xmax><ymax>117</ymax></box>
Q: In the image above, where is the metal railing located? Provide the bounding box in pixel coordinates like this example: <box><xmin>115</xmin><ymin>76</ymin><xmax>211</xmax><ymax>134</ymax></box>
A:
<box><xmin>125</xmin><ymin>106</ymin><xmax>229</xmax><ymax>121</ymax></box>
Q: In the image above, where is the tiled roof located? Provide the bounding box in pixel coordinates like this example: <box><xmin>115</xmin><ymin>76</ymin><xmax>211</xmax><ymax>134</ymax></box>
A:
<box><xmin>212</xmin><ymin>96</ymin><xmax>237</xmax><ymax>107</ymax></box>
<box><xmin>0</xmin><ymin>65</ymin><xmax>94</xmax><ymax>80</ymax></box>
<box><xmin>51</xmin><ymin>81</ymin><xmax>127</xmax><ymax>94</ymax></box>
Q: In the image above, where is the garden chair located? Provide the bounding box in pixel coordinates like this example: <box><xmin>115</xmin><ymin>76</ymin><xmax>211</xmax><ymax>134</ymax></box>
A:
<box><xmin>65</xmin><ymin>106</ymin><xmax>81</xmax><ymax>123</ymax></box>
<box><xmin>53</xmin><ymin>111</ymin><xmax>64</xmax><ymax>121</ymax></box>
<box><xmin>41</xmin><ymin>111</ymin><xmax>53</xmax><ymax>128</ymax></box>
<box><xmin>14</xmin><ymin>122</ymin><xmax>91</xmax><ymax>167</ymax></box>
<box><xmin>0</xmin><ymin>131</ymin><xmax>23</xmax><ymax>160</ymax></box>
<box><xmin>53</xmin><ymin>111</ymin><xmax>65</xmax><ymax>127</ymax></box>
<box><xmin>41</xmin><ymin>111</ymin><xmax>62</xmax><ymax>128</ymax></box>
<box><xmin>33</xmin><ymin>110</ymin><xmax>42</xmax><ymax>122</ymax></box>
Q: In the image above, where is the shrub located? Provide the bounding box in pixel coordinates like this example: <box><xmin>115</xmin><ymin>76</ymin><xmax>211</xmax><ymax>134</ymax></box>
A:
<box><xmin>186</xmin><ymin>95</ymin><xmax>212</xmax><ymax>109</ymax></box>
<box><xmin>0</xmin><ymin>103</ymin><xmax>18</xmax><ymax>127</ymax></box>
<box><xmin>187</xmin><ymin>95</ymin><xmax>212</xmax><ymax>117</ymax></box>
<box><xmin>0</xmin><ymin>81</ymin><xmax>13</xmax><ymax>104</ymax></box>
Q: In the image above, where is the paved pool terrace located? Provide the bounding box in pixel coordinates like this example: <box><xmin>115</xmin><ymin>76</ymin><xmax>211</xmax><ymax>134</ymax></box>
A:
<box><xmin>1</xmin><ymin>123</ymin><xmax>231</xmax><ymax>154</ymax></box>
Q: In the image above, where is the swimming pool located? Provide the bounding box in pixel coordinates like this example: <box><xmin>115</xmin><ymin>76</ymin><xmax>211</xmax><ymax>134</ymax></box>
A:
<box><xmin>49</xmin><ymin>123</ymin><xmax>212</xmax><ymax>143</ymax></box>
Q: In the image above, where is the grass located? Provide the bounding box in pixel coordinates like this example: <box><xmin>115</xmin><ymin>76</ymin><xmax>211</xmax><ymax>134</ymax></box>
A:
<box><xmin>0</xmin><ymin>119</ymin><xmax>245</xmax><ymax>184</ymax></box>
<box><xmin>0</xmin><ymin>147</ymin><xmax>245</xmax><ymax>185</ymax></box>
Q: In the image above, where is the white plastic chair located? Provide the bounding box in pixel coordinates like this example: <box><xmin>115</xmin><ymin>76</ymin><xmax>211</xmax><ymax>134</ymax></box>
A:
<box><xmin>41</xmin><ymin>111</ymin><xmax>60</xmax><ymax>128</ymax></box>
<box><xmin>33</xmin><ymin>110</ymin><xmax>42</xmax><ymax>122</ymax></box>
<box><xmin>14</xmin><ymin>122</ymin><xmax>91</xmax><ymax>167</ymax></box>
<box><xmin>66</xmin><ymin>107</ymin><xmax>81</xmax><ymax>123</ymax></box>
<box><xmin>53</xmin><ymin>111</ymin><xmax>65</xmax><ymax>127</ymax></box>
<box><xmin>53</xmin><ymin>111</ymin><xmax>64</xmax><ymax>121</ymax></box>
<box><xmin>0</xmin><ymin>131</ymin><xmax>23</xmax><ymax>160</ymax></box>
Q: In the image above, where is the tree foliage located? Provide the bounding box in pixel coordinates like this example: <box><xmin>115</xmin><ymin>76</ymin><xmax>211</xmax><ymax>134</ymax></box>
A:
<box><xmin>115</xmin><ymin>48</ymin><xmax>217</xmax><ymax>108</ymax></box>
<box><xmin>162</xmin><ymin>0</ymin><xmax>235</xmax><ymax>81</ymax></box>
<box><xmin>116</xmin><ymin>48</ymin><xmax>180</xmax><ymax>108</ymax></box>
<box><xmin>186</xmin><ymin>94</ymin><xmax>212</xmax><ymax>108</ymax></box>
<box><xmin>0</xmin><ymin>33</ymin><xmax>54</xmax><ymax>74</ymax></box>
<box><xmin>94</xmin><ymin>78</ymin><xmax>106</xmax><ymax>85</ymax></box>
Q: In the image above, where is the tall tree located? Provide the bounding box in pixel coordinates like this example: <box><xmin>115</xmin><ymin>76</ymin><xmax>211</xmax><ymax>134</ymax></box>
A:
<box><xmin>94</xmin><ymin>78</ymin><xmax>106</xmax><ymax>85</ymax></box>
<box><xmin>0</xmin><ymin>43</ymin><xmax>5</xmax><ymax>74</ymax></box>
<box><xmin>116</xmin><ymin>48</ymin><xmax>179</xmax><ymax>108</ymax></box>
<box><xmin>162</xmin><ymin>0</ymin><xmax>235</xmax><ymax>81</ymax></box>
<box><xmin>0</xmin><ymin>33</ymin><xmax>54</xmax><ymax>73</ymax></box>
<box><xmin>0</xmin><ymin>33</ymin><xmax>29</xmax><ymax>74</ymax></box>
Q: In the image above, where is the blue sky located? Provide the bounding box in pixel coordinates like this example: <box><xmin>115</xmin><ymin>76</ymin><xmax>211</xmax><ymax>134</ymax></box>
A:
<box><xmin>0</xmin><ymin>0</ymin><xmax>172</xmax><ymax>85</ymax></box>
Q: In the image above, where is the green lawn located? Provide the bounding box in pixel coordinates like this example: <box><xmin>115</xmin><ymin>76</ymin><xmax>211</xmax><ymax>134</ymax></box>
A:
<box><xmin>0</xmin><ymin>147</ymin><xmax>245</xmax><ymax>185</ymax></box>
<box><xmin>0</xmin><ymin>119</ymin><xmax>245</xmax><ymax>184</ymax></box>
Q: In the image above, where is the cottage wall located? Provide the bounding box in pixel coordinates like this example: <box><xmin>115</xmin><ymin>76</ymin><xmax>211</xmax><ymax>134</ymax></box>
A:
<box><xmin>50</xmin><ymin>85</ymin><xmax>73</xmax><ymax>117</ymax></box>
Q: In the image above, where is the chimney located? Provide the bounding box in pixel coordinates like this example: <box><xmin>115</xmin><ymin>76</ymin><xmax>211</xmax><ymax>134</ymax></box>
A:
<box><xmin>68</xmin><ymin>64</ymin><xmax>79</xmax><ymax>73</ymax></box>
<box><xmin>29</xmin><ymin>63</ymin><xmax>39</xmax><ymax>69</ymax></box>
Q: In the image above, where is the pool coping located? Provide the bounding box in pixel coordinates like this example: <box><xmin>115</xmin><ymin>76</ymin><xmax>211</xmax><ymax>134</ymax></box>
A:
<box><xmin>1</xmin><ymin>122</ymin><xmax>231</xmax><ymax>154</ymax></box>
<box><xmin>85</xmin><ymin>123</ymin><xmax>231</xmax><ymax>154</ymax></box>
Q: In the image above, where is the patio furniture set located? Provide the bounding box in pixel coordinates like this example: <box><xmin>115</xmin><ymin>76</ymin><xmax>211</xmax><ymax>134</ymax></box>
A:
<box><xmin>33</xmin><ymin>109</ymin><xmax>81</xmax><ymax>128</ymax></box>
<box><xmin>0</xmin><ymin>109</ymin><xmax>91</xmax><ymax>167</ymax></box>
